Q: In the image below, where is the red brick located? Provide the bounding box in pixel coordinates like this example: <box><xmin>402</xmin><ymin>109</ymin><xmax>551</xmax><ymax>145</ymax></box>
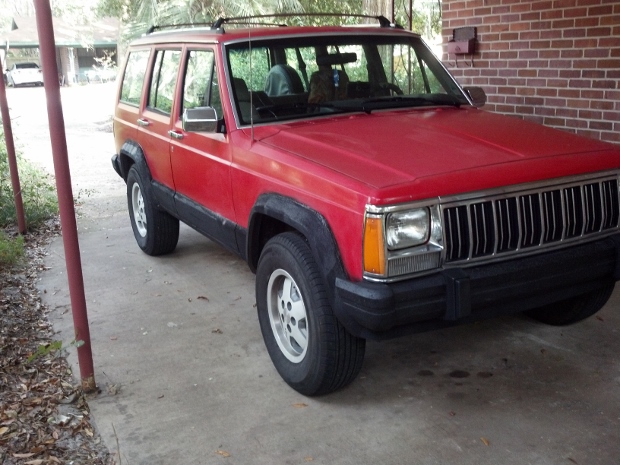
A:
<box><xmin>551</xmin><ymin>39</ymin><xmax>574</xmax><ymax>48</ymax></box>
<box><xmin>495</xmin><ymin>104</ymin><xmax>517</xmax><ymax>113</ymax></box>
<box><xmin>568</xmin><ymin>79</ymin><xmax>594</xmax><ymax>88</ymax></box>
<box><xmin>509</xmin><ymin>22</ymin><xmax>531</xmax><ymax>32</ymax></box>
<box><xmin>553</xmin><ymin>19</ymin><xmax>576</xmax><ymax>29</ymax></box>
<box><xmin>599</xmin><ymin>59</ymin><xmax>620</xmax><ymax>69</ymax></box>
<box><xmin>500</xmin><ymin>32</ymin><xmax>520</xmax><ymax>41</ymax></box>
<box><xmin>532</xmin><ymin>1</ymin><xmax>554</xmax><ymax>11</ymax></box>
<box><xmin>589</xmin><ymin>121</ymin><xmax>614</xmax><ymax>130</ymax></box>
<box><xmin>541</xmin><ymin>9</ymin><xmax>563</xmax><ymax>20</ymax></box>
<box><xmin>524</xmin><ymin>115</ymin><xmax>545</xmax><ymax>124</ymax></box>
<box><xmin>581</xmin><ymin>70</ymin><xmax>606</xmax><ymax>79</ymax></box>
<box><xmin>507</xmin><ymin>78</ymin><xmax>528</xmax><ymax>87</ymax></box>
<box><xmin>540</xmin><ymin>50</ymin><xmax>562</xmax><ymax>59</ymax></box>
<box><xmin>605</xmin><ymin>90</ymin><xmax>620</xmax><ymax>100</ymax></box>
<box><xmin>537</xmin><ymin>88</ymin><xmax>559</xmax><ymax>97</ymax></box>
<box><xmin>558</xmin><ymin>89</ymin><xmax>581</xmax><ymax>98</ymax></box>
<box><xmin>540</xmin><ymin>30</ymin><xmax>563</xmax><ymax>39</ymax></box>
<box><xmin>521</xmin><ymin>12</ymin><xmax>542</xmax><ymax>22</ymax></box>
<box><xmin>518</xmin><ymin>69</ymin><xmax>538</xmax><ymax>77</ymax></box>
<box><xmin>506</xmin><ymin>96</ymin><xmax>525</xmax><ymax>105</ymax></box>
<box><xmin>516</xmin><ymin>105</ymin><xmax>535</xmax><ymax>114</ymax></box>
<box><xmin>553</xmin><ymin>0</ymin><xmax>578</xmax><ymax>8</ymax></box>
<box><xmin>584</xmin><ymin>48</ymin><xmax>609</xmax><ymax>58</ymax></box>
<box><xmin>524</xmin><ymin>96</ymin><xmax>546</xmax><ymax>105</ymax></box>
<box><xmin>563</xmin><ymin>7</ymin><xmax>588</xmax><ymax>18</ymax></box>
<box><xmin>581</xmin><ymin>90</ymin><xmax>605</xmax><ymax>99</ymax></box>
<box><xmin>559</xmin><ymin>69</ymin><xmax>581</xmax><ymax>78</ymax></box>
<box><xmin>550</xmin><ymin>59</ymin><xmax>573</xmax><ymax>68</ymax></box>
<box><xmin>500</xmin><ymin>51</ymin><xmax>519</xmax><ymax>59</ymax></box>
<box><xmin>587</xmin><ymin>27</ymin><xmax>612</xmax><ymax>37</ymax></box>
<box><xmin>529</xmin><ymin>59</ymin><xmax>550</xmax><ymax>68</ymax></box>
<box><xmin>561</xmin><ymin>49</ymin><xmax>584</xmax><ymax>58</ymax></box>
<box><xmin>590</xmin><ymin>100</ymin><xmax>615</xmax><ymax>110</ymax></box>
<box><xmin>474</xmin><ymin>7</ymin><xmax>493</xmax><ymax>16</ymax></box>
<box><xmin>539</xmin><ymin>69</ymin><xmax>560</xmax><ymax>78</ymax></box>
<box><xmin>530</xmin><ymin>40</ymin><xmax>551</xmax><ymax>49</ymax></box>
<box><xmin>592</xmin><ymin>80</ymin><xmax>618</xmax><ymax>89</ymax></box>
<box><xmin>575</xmin><ymin>17</ymin><xmax>600</xmax><ymax>28</ymax></box>
<box><xmin>601</xmin><ymin>132</ymin><xmax>620</xmax><ymax>144</ymax></box>
<box><xmin>563</xmin><ymin>29</ymin><xmax>586</xmax><ymax>39</ymax></box>
<box><xmin>498</xmin><ymin>85</ymin><xmax>516</xmax><ymax>94</ymax></box>
<box><xmin>602</xmin><ymin>111</ymin><xmax>620</xmax><ymax>122</ymax></box>
<box><xmin>517</xmin><ymin>87</ymin><xmax>537</xmax><ymax>96</ymax></box>
<box><xmin>611</xmin><ymin>49</ymin><xmax>620</xmax><ymax>58</ymax></box>
<box><xmin>492</xmin><ymin>5</ymin><xmax>511</xmax><ymax>14</ymax></box>
<box><xmin>588</xmin><ymin>5</ymin><xmax>613</xmax><ymax>16</ymax></box>
<box><xmin>579</xmin><ymin>110</ymin><xmax>603</xmax><ymax>119</ymax></box>
<box><xmin>499</xmin><ymin>69</ymin><xmax>520</xmax><ymax>78</ymax></box>
<box><xmin>519</xmin><ymin>31</ymin><xmax>541</xmax><ymax>40</ymax></box>
<box><xmin>607</xmin><ymin>70</ymin><xmax>620</xmax><ymax>79</ymax></box>
<box><xmin>548</xmin><ymin>78</ymin><xmax>569</xmax><ymax>87</ymax></box>
<box><xmin>566</xmin><ymin>99</ymin><xmax>590</xmax><ymax>108</ymax></box>
<box><xmin>572</xmin><ymin>59</ymin><xmax>598</xmax><ymax>69</ymax></box>
<box><xmin>565</xmin><ymin>118</ymin><xmax>588</xmax><ymax>128</ymax></box>
<box><xmin>574</xmin><ymin>38</ymin><xmax>599</xmax><ymax>48</ymax></box>
<box><xmin>546</xmin><ymin>98</ymin><xmax>567</xmax><ymax>107</ymax></box>
<box><xmin>544</xmin><ymin>117</ymin><xmax>566</xmax><ymax>126</ymax></box>
<box><xmin>556</xmin><ymin>108</ymin><xmax>579</xmax><ymax>118</ymax></box>
<box><xmin>519</xmin><ymin>50</ymin><xmax>539</xmax><ymax>59</ymax></box>
<box><xmin>536</xmin><ymin>106</ymin><xmax>556</xmax><ymax>116</ymax></box>
<box><xmin>531</xmin><ymin>21</ymin><xmax>553</xmax><ymax>30</ymax></box>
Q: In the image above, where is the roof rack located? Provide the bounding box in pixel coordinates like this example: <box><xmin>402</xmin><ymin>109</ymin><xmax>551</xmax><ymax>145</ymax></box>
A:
<box><xmin>211</xmin><ymin>13</ymin><xmax>403</xmax><ymax>30</ymax></box>
<box><xmin>146</xmin><ymin>13</ymin><xmax>403</xmax><ymax>36</ymax></box>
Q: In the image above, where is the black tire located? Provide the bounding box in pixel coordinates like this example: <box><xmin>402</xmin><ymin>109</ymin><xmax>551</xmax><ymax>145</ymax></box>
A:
<box><xmin>525</xmin><ymin>283</ymin><xmax>614</xmax><ymax>326</ymax></box>
<box><xmin>256</xmin><ymin>232</ymin><xmax>365</xmax><ymax>396</ymax></box>
<box><xmin>126</xmin><ymin>165</ymin><xmax>179</xmax><ymax>256</ymax></box>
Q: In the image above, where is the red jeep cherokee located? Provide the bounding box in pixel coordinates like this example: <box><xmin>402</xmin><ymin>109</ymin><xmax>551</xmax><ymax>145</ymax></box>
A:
<box><xmin>112</xmin><ymin>16</ymin><xmax>620</xmax><ymax>395</ymax></box>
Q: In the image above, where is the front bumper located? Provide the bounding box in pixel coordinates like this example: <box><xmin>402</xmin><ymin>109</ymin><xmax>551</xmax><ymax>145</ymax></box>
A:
<box><xmin>335</xmin><ymin>234</ymin><xmax>620</xmax><ymax>339</ymax></box>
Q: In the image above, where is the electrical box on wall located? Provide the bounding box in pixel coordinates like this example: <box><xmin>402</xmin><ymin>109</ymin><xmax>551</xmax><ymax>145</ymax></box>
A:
<box><xmin>448</xmin><ymin>26</ymin><xmax>477</xmax><ymax>55</ymax></box>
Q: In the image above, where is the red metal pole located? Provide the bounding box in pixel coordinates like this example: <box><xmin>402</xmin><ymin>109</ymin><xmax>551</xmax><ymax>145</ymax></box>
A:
<box><xmin>0</xmin><ymin>55</ymin><xmax>27</xmax><ymax>234</ymax></box>
<box><xmin>33</xmin><ymin>0</ymin><xmax>96</xmax><ymax>392</ymax></box>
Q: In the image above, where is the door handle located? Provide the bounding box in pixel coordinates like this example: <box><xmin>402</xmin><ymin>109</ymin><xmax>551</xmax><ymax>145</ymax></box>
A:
<box><xmin>168</xmin><ymin>130</ymin><xmax>184</xmax><ymax>140</ymax></box>
<box><xmin>137</xmin><ymin>118</ymin><xmax>150</xmax><ymax>127</ymax></box>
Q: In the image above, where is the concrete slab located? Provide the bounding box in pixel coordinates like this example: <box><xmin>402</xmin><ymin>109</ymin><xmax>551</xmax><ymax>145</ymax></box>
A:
<box><xmin>8</xmin><ymin>84</ymin><xmax>620</xmax><ymax>465</ymax></box>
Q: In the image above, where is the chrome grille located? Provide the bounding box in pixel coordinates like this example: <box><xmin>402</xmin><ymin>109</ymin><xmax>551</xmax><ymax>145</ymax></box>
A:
<box><xmin>443</xmin><ymin>177</ymin><xmax>620</xmax><ymax>263</ymax></box>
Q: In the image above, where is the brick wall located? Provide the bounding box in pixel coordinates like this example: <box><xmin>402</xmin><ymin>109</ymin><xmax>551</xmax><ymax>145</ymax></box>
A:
<box><xmin>442</xmin><ymin>0</ymin><xmax>620</xmax><ymax>144</ymax></box>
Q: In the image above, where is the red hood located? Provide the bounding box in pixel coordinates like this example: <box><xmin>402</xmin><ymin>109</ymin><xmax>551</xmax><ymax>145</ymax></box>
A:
<box><xmin>256</xmin><ymin>107</ymin><xmax>620</xmax><ymax>203</ymax></box>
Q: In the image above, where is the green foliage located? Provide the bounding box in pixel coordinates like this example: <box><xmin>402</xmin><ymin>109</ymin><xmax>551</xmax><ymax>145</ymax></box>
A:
<box><xmin>0</xmin><ymin>131</ymin><xmax>59</xmax><ymax>229</ymax></box>
<box><xmin>27</xmin><ymin>339</ymin><xmax>85</xmax><ymax>363</ymax></box>
<box><xmin>0</xmin><ymin>230</ymin><xmax>24</xmax><ymax>267</ymax></box>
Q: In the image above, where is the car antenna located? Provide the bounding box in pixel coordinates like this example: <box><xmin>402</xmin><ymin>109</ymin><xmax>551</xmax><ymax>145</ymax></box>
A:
<box><xmin>249</xmin><ymin>29</ymin><xmax>254</xmax><ymax>144</ymax></box>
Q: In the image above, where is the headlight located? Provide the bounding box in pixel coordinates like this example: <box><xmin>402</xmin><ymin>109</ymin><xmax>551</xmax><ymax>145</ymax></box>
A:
<box><xmin>386</xmin><ymin>208</ymin><xmax>430</xmax><ymax>250</ymax></box>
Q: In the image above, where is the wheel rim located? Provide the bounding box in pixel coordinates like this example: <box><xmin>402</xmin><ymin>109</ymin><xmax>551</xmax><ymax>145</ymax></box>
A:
<box><xmin>131</xmin><ymin>182</ymin><xmax>147</xmax><ymax>238</ymax></box>
<box><xmin>267</xmin><ymin>269</ymin><xmax>308</xmax><ymax>363</ymax></box>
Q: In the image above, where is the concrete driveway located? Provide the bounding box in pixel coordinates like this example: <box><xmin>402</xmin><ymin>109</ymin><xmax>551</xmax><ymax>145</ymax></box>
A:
<box><xmin>7</xmin><ymin>84</ymin><xmax>620</xmax><ymax>465</ymax></box>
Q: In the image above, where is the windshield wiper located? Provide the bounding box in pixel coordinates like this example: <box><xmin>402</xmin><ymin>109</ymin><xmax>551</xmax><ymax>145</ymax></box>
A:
<box><xmin>358</xmin><ymin>94</ymin><xmax>461</xmax><ymax>113</ymax></box>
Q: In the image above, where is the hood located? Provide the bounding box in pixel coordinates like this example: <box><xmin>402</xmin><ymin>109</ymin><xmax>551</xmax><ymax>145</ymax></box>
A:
<box><xmin>256</xmin><ymin>107</ymin><xmax>620</xmax><ymax>201</ymax></box>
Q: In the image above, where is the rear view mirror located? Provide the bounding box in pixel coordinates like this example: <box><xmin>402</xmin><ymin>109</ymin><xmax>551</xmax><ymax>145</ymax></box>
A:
<box><xmin>182</xmin><ymin>107</ymin><xmax>224</xmax><ymax>133</ymax></box>
<box><xmin>463</xmin><ymin>86</ymin><xmax>486</xmax><ymax>108</ymax></box>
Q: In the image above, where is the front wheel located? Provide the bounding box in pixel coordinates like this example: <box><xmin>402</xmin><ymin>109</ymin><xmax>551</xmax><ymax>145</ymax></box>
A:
<box><xmin>525</xmin><ymin>283</ymin><xmax>615</xmax><ymax>326</ymax></box>
<box><xmin>126</xmin><ymin>165</ymin><xmax>179</xmax><ymax>256</ymax></box>
<box><xmin>256</xmin><ymin>232</ymin><xmax>365</xmax><ymax>396</ymax></box>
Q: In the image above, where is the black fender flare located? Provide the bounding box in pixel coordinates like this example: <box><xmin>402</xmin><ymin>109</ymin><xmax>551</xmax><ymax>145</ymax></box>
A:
<box><xmin>117</xmin><ymin>140</ymin><xmax>152</xmax><ymax>182</ymax></box>
<box><xmin>247</xmin><ymin>194</ymin><xmax>367</xmax><ymax>336</ymax></box>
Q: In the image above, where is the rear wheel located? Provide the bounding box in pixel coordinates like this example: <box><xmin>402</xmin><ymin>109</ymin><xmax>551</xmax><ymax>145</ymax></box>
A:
<box><xmin>525</xmin><ymin>283</ymin><xmax>614</xmax><ymax>326</ymax></box>
<box><xmin>256</xmin><ymin>232</ymin><xmax>365</xmax><ymax>396</ymax></box>
<box><xmin>126</xmin><ymin>165</ymin><xmax>179</xmax><ymax>256</ymax></box>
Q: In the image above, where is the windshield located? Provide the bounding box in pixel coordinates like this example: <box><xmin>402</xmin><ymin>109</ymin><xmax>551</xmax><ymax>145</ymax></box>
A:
<box><xmin>226</xmin><ymin>34</ymin><xmax>466</xmax><ymax>125</ymax></box>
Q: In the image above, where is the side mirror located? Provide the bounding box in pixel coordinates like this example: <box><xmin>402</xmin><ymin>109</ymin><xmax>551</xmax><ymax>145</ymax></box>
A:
<box><xmin>463</xmin><ymin>86</ymin><xmax>486</xmax><ymax>108</ymax></box>
<box><xmin>182</xmin><ymin>106</ymin><xmax>225</xmax><ymax>133</ymax></box>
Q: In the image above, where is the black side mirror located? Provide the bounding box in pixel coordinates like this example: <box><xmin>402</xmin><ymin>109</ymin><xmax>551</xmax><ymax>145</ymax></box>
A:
<box><xmin>182</xmin><ymin>107</ymin><xmax>225</xmax><ymax>133</ymax></box>
<box><xmin>463</xmin><ymin>86</ymin><xmax>486</xmax><ymax>108</ymax></box>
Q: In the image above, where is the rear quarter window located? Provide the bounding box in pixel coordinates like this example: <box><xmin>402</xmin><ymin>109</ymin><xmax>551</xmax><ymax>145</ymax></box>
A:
<box><xmin>120</xmin><ymin>50</ymin><xmax>151</xmax><ymax>106</ymax></box>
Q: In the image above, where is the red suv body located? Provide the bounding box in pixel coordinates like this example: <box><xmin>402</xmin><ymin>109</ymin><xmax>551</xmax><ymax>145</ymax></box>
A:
<box><xmin>112</xmin><ymin>17</ymin><xmax>620</xmax><ymax>395</ymax></box>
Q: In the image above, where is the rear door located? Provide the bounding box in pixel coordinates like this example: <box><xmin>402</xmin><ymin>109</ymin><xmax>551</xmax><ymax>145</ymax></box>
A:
<box><xmin>136</xmin><ymin>47</ymin><xmax>182</xmax><ymax>190</ymax></box>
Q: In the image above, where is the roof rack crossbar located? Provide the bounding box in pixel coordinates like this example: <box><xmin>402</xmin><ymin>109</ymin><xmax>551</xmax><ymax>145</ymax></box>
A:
<box><xmin>211</xmin><ymin>13</ymin><xmax>403</xmax><ymax>30</ymax></box>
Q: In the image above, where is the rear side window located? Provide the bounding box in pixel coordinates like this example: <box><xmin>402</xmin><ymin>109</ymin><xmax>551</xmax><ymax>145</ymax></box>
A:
<box><xmin>120</xmin><ymin>50</ymin><xmax>151</xmax><ymax>106</ymax></box>
<box><xmin>148</xmin><ymin>49</ymin><xmax>182</xmax><ymax>114</ymax></box>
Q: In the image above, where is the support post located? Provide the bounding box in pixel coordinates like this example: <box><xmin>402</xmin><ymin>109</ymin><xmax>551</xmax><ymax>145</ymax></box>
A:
<box><xmin>0</xmin><ymin>55</ymin><xmax>27</xmax><ymax>234</ymax></box>
<box><xmin>33</xmin><ymin>0</ymin><xmax>96</xmax><ymax>393</ymax></box>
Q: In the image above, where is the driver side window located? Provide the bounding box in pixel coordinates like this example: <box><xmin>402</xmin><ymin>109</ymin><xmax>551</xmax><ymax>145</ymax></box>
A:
<box><xmin>181</xmin><ymin>49</ymin><xmax>222</xmax><ymax>117</ymax></box>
